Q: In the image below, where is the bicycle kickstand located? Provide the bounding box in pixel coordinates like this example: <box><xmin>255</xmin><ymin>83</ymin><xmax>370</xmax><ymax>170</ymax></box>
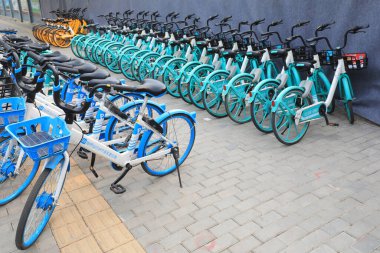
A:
<box><xmin>172</xmin><ymin>147</ymin><xmax>183</xmax><ymax>188</ymax></box>
<box><xmin>323</xmin><ymin>114</ymin><xmax>339</xmax><ymax>127</ymax></box>
<box><xmin>110</xmin><ymin>164</ymin><xmax>132</xmax><ymax>194</ymax></box>
<box><xmin>89</xmin><ymin>152</ymin><xmax>99</xmax><ymax>178</ymax></box>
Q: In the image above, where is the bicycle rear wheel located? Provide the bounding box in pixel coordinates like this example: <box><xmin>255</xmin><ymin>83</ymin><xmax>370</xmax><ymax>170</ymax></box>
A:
<box><xmin>15</xmin><ymin>158</ymin><xmax>67</xmax><ymax>249</ymax></box>
<box><xmin>140</xmin><ymin>113</ymin><xmax>196</xmax><ymax>176</ymax></box>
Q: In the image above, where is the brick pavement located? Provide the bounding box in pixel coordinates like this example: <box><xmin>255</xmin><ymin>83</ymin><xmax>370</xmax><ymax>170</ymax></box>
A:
<box><xmin>1</xmin><ymin>16</ymin><xmax>380</xmax><ymax>253</ymax></box>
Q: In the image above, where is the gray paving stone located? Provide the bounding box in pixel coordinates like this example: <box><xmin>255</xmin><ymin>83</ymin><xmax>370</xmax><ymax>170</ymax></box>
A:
<box><xmin>328</xmin><ymin>232</ymin><xmax>357</xmax><ymax>252</ymax></box>
<box><xmin>254</xmin><ymin>237</ymin><xmax>286</xmax><ymax>253</ymax></box>
<box><xmin>229</xmin><ymin>235</ymin><xmax>261</xmax><ymax>253</ymax></box>
<box><xmin>310</xmin><ymin>244</ymin><xmax>337</xmax><ymax>253</ymax></box>
<box><xmin>351</xmin><ymin>235</ymin><xmax>380</xmax><ymax>253</ymax></box>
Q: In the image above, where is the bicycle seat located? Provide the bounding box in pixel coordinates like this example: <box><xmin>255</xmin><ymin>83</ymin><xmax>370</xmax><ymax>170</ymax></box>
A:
<box><xmin>80</xmin><ymin>69</ymin><xmax>110</xmax><ymax>82</ymax></box>
<box><xmin>245</xmin><ymin>50</ymin><xmax>265</xmax><ymax>59</ymax></box>
<box><xmin>221</xmin><ymin>50</ymin><xmax>238</xmax><ymax>58</ymax></box>
<box><xmin>4</xmin><ymin>35</ymin><xmax>30</xmax><ymax>42</ymax></box>
<box><xmin>295</xmin><ymin>61</ymin><xmax>314</xmax><ymax>72</ymax></box>
<box><xmin>169</xmin><ymin>40</ymin><xmax>181</xmax><ymax>47</ymax></box>
<box><xmin>196</xmin><ymin>41</ymin><xmax>209</xmax><ymax>49</ymax></box>
<box><xmin>46</xmin><ymin>54</ymin><xmax>71</xmax><ymax>63</ymax></box>
<box><xmin>28</xmin><ymin>43</ymin><xmax>50</xmax><ymax>52</ymax></box>
<box><xmin>180</xmin><ymin>36</ymin><xmax>195</xmax><ymax>44</ymax></box>
<box><xmin>88</xmin><ymin>77</ymin><xmax>120</xmax><ymax>86</ymax></box>
<box><xmin>122</xmin><ymin>79</ymin><xmax>166</xmax><ymax>97</ymax></box>
<box><xmin>207</xmin><ymin>47</ymin><xmax>220</xmax><ymax>54</ymax></box>
<box><xmin>156</xmin><ymin>37</ymin><xmax>169</xmax><ymax>43</ymax></box>
<box><xmin>270</xmin><ymin>49</ymin><xmax>288</xmax><ymax>58</ymax></box>
<box><xmin>42</xmin><ymin>51</ymin><xmax>62</xmax><ymax>58</ymax></box>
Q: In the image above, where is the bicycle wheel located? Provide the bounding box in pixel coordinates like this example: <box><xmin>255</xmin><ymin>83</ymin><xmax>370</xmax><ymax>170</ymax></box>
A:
<box><xmin>15</xmin><ymin>158</ymin><xmax>67</xmax><ymax>250</ymax></box>
<box><xmin>119</xmin><ymin>47</ymin><xmax>139</xmax><ymax>80</ymax></box>
<box><xmin>224</xmin><ymin>75</ymin><xmax>255</xmax><ymax>123</ymax></box>
<box><xmin>250</xmin><ymin>81</ymin><xmax>279</xmax><ymax>133</ymax></box>
<box><xmin>188</xmin><ymin>65</ymin><xmax>214</xmax><ymax>109</ymax></box>
<box><xmin>105</xmin><ymin>101</ymin><xmax>165</xmax><ymax>154</ymax></box>
<box><xmin>202</xmin><ymin>72</ymin><xmax>229</xmax><ymax>118</ymax></box>
<box><xmin>163</xmin><ymin>59</ymin><xmax>187</xmax><ymax>98</ymax></box>
<box><xmin>178</xmin><ymin>62</ymin><xmax>201</xmax><ymax>104</ymax></box>
<box><xmin>136</xmin><ymin>52</ymin><xmax>160</xmax><ymax>82</ymax></box>
<box><xmin>271</xmin><ymin>89</ymin><xmax>312</xmax><ymax>145</ymax></box>
<box><xmin>0</xmin><ymin>138</ymin><xmax>39</xmax><ymax>205</ymax></box>
<box><xmin>139</xmin><ymin>113</ymin><xmax>196</xmax><ymax>176</ymax></box>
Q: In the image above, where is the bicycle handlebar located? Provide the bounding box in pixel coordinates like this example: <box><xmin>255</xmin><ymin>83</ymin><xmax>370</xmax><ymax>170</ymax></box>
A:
<box><xmin>267</xmin><ymin>19</ymin><xmax>283</xmax><ymax>32</ymax></box>
<box><xmin>291</xmin><ymin>20</ymin><xmax>310</xmax><ymax>36</ymax></box>
<box><xmin>315</xmin><ymin>21</ymin><xmax>335</xmax><ymax>36</ymax></box>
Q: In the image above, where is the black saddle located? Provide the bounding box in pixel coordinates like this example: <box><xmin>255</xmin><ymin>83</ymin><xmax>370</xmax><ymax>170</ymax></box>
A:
<box><xmin>207</xmin><ymin>47</ymin><xmax>221</xmax><ymax>54</ymax></box>
<box><xmin>156</xmin><ymin>37</ymin><xmax>169</xmax><ymax>43</ymax></box>
<box><xmin>124</xmin><ymin>79</ymin><xmax>166</xmax><ymax>97</ymax></box>
<box><xmin>80</xmin><ymin>69</ymin><xmax>110</xmax><ymax>82</ymax></box>
<box><xmin>196</xmin><ymin>41</ymin><xmax>209</xmax><ymax>49</ymax></box>
<box><xmin>245</xmin><ymin>50</ymin><xmax>265</xmax><ymax>59</ymax></box>
<box><xmin>46</xmin><ymin>54</ymin><xmax>71</xmax><ymax>63</ymax></box>
<box><xmin>27</xmin><ymin>43</ymin><xmax>50</xmax><ymax>52</ymax></box>
<box><xmin>88</xmin><ymin>77</ymin><xmax>120</xmax><ymax>86</ymax></box>
<box><xmin>295</xmin><ymin>61</ymin><xmax>314</xmax><ymax>72</ymax></box>
<box><xmin>221</xmin><ymin>50</ymin><xmax>238</xmax><ymax>58</ymax></box>
<box><xmin>270</xmin><ymin>49</ymin><xmax>288</xmax><ymax>58</ymax></box>
<box><xmin>42</xmin><ymin>51</ymin><xmax>62</xmax><ymax>58</ymax></box>
<box><xmin>169</xmin><ymin>40</ymin><xmax>181</xmax><ymax>47</ymax></box>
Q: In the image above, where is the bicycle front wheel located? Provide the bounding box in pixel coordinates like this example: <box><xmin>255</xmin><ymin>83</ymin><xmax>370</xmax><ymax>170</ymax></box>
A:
<box><xmin>0</xmin><ymin>139</ymin><xmax>38</xmax><ymax>206</ymax></box>
<box><xmin>15</xmin><ymin>158</ymin><xmax>67</xmax><ymax>250</ymax></box>
<box><xmin>271</xmin><ymin>89</ymin><xmax>312</xmax><ymax>145</ymax></box>
<box><xmin>140</xmin><ymin>113</ymin><xmax>196</xmax><ymax>176</ymax></box>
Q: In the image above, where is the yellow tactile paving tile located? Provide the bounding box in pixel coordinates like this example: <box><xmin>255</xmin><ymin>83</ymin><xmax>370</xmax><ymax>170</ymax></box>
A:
<box><xmin>61</xmin><ymin>236</ymin><xmax>103</xmax><ymax>253</ymax></box>
<box><xmin>94</xmin><ymin>223</ymin><xmax>134</xmax><ymax>252</ymax></box>
<box><xmin>76</xmin><ymin>195</ymin><xmax>111</xmax><ymax>217</ymax></box>
<box><xmin>64</xmin><ymin>173</ymin><xmax>91</xmax><ymax>192</ymax></box>
<box><xmin>50</xmin><ymin>160</ymin><xmax>146</xmax><ymax>252</ymax></box>
<box><xmin>52</xmin><ymin>219</ymin><xmax>91</xmax><ymax>248</ymax></box>
<box><xmin>108</xmin><ymin>240</ymin><xmax>146</xmax><ymax>253</ymax></box>
<box><xmin>84</xmin><ymin>208</ymin><xmax>121</xmax><ymax>233</ymax></box>
<box><xmin>68</xmin><ymin>184</ymin><xmax>100</xmax><ymax>203</ymax></box>
<box><xmin>56</xmin><ymin>191</ymin><xmax>74</xmax><ymax>210</ymax></box>
<box><xmin>50</xmin><ymin>205</ymin><xmax>83</xmax><ymax>229</ymax></box>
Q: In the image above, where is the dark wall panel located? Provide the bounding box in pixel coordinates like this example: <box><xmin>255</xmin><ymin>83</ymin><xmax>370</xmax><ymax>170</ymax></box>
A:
<box><xmin>39</xmin><ymin>0</ymin><xmax>380</xmax><ymax>124</ymax></box>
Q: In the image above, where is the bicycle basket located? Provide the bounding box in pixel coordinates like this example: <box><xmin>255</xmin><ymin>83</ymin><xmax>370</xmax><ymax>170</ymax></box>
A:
<box><xmin>0</xmin><ymin>77</ymin><xmax>17</xmax><ymax>98</ymax></box>
<box><xmin>0</xmin><ymin>97</ymin><xmax>25</xmax><ymax>128</ymax></box>
<box><xmin>293</xmin><ymin>46</ymin><xmax>313</xmax><ymax>61</ymax></box>
<box><xmin>343</xmin><ymin>53</ymin><xmax>368</xmax><ymax>70</ymax></box>
<box><xmin>6</xmin><ymin>116</ymin><xmax>70</xmax><ymax>161</ymax></box>
<box><xmin>318</xmin><ymin>50</ymin><xmax>339</xmax><ymax>65</ymax></box>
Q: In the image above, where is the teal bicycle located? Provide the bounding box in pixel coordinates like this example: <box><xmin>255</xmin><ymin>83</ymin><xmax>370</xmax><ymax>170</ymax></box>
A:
<box><xmin>271</xmin><ymin>25</ymin><xmax>369</xmax><ymax>144</ymax></box>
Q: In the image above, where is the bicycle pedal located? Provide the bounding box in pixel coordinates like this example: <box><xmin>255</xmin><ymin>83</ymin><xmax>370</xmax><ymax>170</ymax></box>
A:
<box><xmin>77</xmin><ymin>150</ymin><xmax>88</xmax><ymax>159</ymax></box>
<box><xmin>327</xmin><ymin>122</ymin><xmax>339</xmax><ymax>127</ymax></box>
<box><xmin>110</xmin><ymin>183</ymin><xmax>126</xmax><ymax>194</ymax></box>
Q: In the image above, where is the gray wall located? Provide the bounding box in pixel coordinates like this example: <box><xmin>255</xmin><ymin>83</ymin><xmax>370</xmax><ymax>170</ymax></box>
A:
<box><xmin>40</xmin><ymin>0</ymin><xmax>380</xmax><ymax>125</ymax></box>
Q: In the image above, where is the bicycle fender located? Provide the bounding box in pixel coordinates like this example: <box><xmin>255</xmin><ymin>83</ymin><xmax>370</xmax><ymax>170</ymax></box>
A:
<box><xmin>200</xmin><ymin>70</ymin><xmax>229</xmax><ymax>92</ymax></box>
<box><xmin>248</xmin><ymin>78</ymin><xmax>280</xmax><ymax>103</ymax></box>
<box><xmin>45</xmin><ymin>154</ymin><xmax>70</xmax><ymax>172</ymax></box>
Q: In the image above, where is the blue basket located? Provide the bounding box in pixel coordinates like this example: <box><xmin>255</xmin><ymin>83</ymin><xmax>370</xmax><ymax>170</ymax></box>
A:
<box><xmin>0</xmin><ymin>97</ymin><xmax>25</xmax><ymax>128</ymax></box>
<box><xmin>6</xmin><ymin>116</ymin><xmax>70</xmax><ymax>161</ymax></box>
